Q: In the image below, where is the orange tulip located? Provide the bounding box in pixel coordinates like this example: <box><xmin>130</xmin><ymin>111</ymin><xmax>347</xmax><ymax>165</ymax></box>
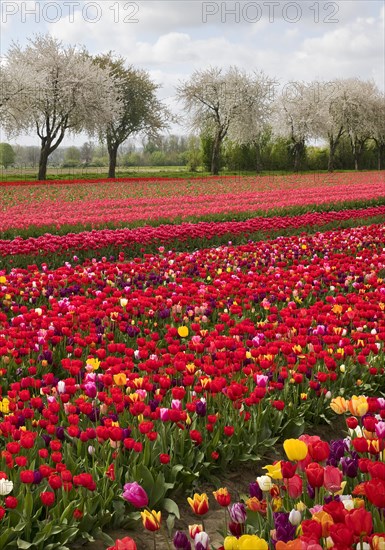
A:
<box><xmin>312</xmin><ymin>510</ymin><xmax>334</xmax><ymax>538</ymax></box>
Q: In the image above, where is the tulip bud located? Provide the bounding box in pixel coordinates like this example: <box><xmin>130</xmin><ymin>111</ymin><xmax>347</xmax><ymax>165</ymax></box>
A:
<box><xmin>194</xmin><ymin>531</ymin><xmax>209</xmax><ymax>550</ymax></box>
<box><xmin>228</xmin><ymin>502</ymin><xmax>247</xmax><ymax>524</ymax></box>
<box><xmin>256</xmin><ymin>475</ymin><xmax>273</xmax><ymax>492</ymax></box>
<box><xmin>288</xmin><ymin>509</ymin><xmax>301</xmax><ymax>525</ymax></box>
<box><xmin>0</xmin><ymin>479</ymin><xmax>13</xmax><ymax>495</ymax></box>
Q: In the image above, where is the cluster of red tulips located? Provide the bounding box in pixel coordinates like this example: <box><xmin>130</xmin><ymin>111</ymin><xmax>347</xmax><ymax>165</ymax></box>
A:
<box><xmin>1</xmin><ymin>205</ymin><xmax>385</xmax><ymax>261</ymax></box>
<box><xmin>0</xmin><ymin>219</ymin><xmax>384</xmax><ymax>546</ymax></box>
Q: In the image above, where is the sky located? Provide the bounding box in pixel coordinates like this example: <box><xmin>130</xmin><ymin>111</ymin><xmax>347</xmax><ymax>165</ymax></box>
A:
<box><xmin>0</xmin><ymin>0</ymin><xmax>384</xmax><ymax>147</ymax></box>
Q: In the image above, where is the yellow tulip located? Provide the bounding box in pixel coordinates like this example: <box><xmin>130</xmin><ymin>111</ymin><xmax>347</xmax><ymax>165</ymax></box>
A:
<box><xmin>178</xmin><ymin>326</ymin><xmax>189</xmax><ymax>338</ymax></box>
<box><xmin>330</xmin><ymin>396</ymin><xmax>348</xmax><ymax>414</ymax></box>
<box><xmin>0</xmin><ymin>398</ymin><xmax>9</xmax><ymax>414</ymax></box>
<box><xmin>347</xmin><ymin>395</ymin><xmax>368</xmax><ymax>416</ymax></box>
<box><xmin>263</xmin><ymin>461</ymin><xmax>282</xmax><ymax>479</ymax></box>
<box><xmin>238</xmin><ymin>535</ymin><xmax>268</xmax><ymax>550</ymax></box>
<box><xmin>86</xmin><ymin>358</ymin><xmax>100</xmax><ymax>371</ymax></box>
<box><xmin>283</xmin><ymin>439</ymin><xmax>308</xmax><ymax>461</ymax></box>
<box><xmin>224</xmin><ymin>536</ymin><xmax>239</xmax><ymax>550</ymax></box>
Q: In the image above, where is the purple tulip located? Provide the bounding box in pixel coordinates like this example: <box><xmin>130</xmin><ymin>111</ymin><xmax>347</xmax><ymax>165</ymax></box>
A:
<box><xmin>122</xmin><ymin>482</ymin><xmax>148</xmax><ymax>508</ymax></box>
<box><xmin>341</xmin><ymin>457</ymin><xmax>358</xmax><ymax>478</ymax></box>
<box><xmin>249</xmin><ymin>482</ymin><xmax>263</xmax><ymax>500</ymax></box>
<box><xmin>273</xmin><ymin>512</ymin><xmax>296</xmax><ymax>543</ymax></box>
<box><xmin>228</xmin><ymin>502</ymin><xmax>247</xmax><ymax>524</ymax></box>
<box><xmin>173</xmin><ymin>531</ymin><xmax>191</xmax><ymax>550</ymax></box>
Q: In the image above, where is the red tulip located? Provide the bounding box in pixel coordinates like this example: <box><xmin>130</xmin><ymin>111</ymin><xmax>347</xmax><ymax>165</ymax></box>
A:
<box><xmin>305</xmin><ymin>463</ymin><xmax>324</xmax><ymax>488</ymax></box>
<box><xmin>345</xmin><ymin>508</ymin><xmax>373</xmax><ymax>537</ymax></box>
<box><xmin>365</xmin><ymin>478</ymin><xmax>385</xmax><ymax>508</ymax></box>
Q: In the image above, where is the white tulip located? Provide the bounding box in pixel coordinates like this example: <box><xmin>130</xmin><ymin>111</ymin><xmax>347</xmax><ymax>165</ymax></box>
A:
<box><xmin>0</xmin><ymin>478</ymin><xmax>13</xmax><ymax>495</ymax></box>
<box><xmin>256</xmin><ymin>475</ymin><xmax>273</xmax><ymax>491</ymax></box>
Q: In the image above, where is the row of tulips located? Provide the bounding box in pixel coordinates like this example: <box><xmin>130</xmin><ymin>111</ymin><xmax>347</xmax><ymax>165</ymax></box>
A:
<box><xmin>1</xmin><ymin>205</ymin><xmax>385</xmax><ymax>262</ymax></box>
<box><xmin>0</xmin><ymin>223</ymin><xmax>385</xmax><ymax>546</ymax></box>
<box><xmin>108</xmin><ymin>395</ymin><xmax>385</xmax><ymax>550</ymax></box>
<box><xmin>1</xmin><ymin>173</ymin><xmax>384</xmax><ymax>234</ymax></box>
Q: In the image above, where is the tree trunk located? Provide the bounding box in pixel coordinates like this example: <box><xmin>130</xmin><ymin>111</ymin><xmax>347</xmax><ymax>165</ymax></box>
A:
<box><xmin>38</xmin><ymin>145</ymin><xmax>50</xmax><ymax>181</ymax></box>
<box><xmin>293</xmin><ymin>141</ymin><xmax>304</xmax><ymax>172</ymax></box>
<box><xmin>108</xmin><ymin>144</ymin><xmax>119</xmax><ymax>178</ymax></box>
<box><xmin>377</xmin><ymin>144</ymin><xmax>384</xmax><ymax>170</ymax></box>
<box><xmin>255</xmin><ymin>143</ymin><xmax>262</xmax><ymax>173</ymax></box>
<box><xmin>328</xmin><ymin>141</ymin><xmax>338</xmax><ymax>172</ymax></box>
<box><xmin>211</xmin><ymin>134</ymin><xmax>221</xmax><ymax>175</ymax></box>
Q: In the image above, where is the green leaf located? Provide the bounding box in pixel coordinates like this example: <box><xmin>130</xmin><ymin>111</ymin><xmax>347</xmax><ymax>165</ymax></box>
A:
<box><xmin>16</xmin><ymin>540</ymin><xmax>33</xmax><ymax>549</ymax></box>
<box><xmin>166</xmin><ymin>513</ymin><xmax>175</xmax><ymax>536</ymax></box>
<box><xmin>57</xmin><ymin>527</ymin><xmax>79</xmax><ymax>544</ymax></box>
<box><xmin>162</xmin><ymin>498</ymin><xmax>180</xmax><ymax>519</ymax></box>
<box><xmin>60</xmin><ymin>501</ymin><xmax>77</xmax><ymax>523</ymax></box>
<box><xmin>23</xmin><ymin>492</ymin><xmax>33</xmax><ymax>520</ymax></box>
<box><xmin>0</xmin><ymin>529</ymin><xmax>14</xmax><ymax>548</ymax></box>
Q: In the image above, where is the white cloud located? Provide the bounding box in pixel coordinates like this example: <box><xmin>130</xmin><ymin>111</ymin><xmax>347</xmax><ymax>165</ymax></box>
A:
<box><xmin>1</xmin><ymin>0</ymin><xmax>384</xmax><ymax>146</ymax></box>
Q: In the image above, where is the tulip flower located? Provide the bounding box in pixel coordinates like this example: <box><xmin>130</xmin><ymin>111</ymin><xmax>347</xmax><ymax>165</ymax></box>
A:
<box><xmin>122</xmin><ymin>482</ymin><xmax>148</xmax><ymax>508</ymax></box>
<box><xmin>187</xmin><ymin>493</ymin><xmax>209</xmax><ymax>515</ymax></box>
<box><xmin>283</xmin><ymin>439</ymin><xmax>308</xmax><ymax>461</ymax></box>
<box><xmin>311</xmin><ymin>510</ymin><xmax>333</xmax><ymax>538</ymax></box>
<box><xmin>263</xmin><ymin>461</ymin><xmax>283</xmax><ymax>480</ymax></box>
<box><xmin>345</xmin><ymin>507</ymin><xmax>372</xmax><ymax>537</ymax></box>
<box><xmin>365</xmin><ymin>478</ymin><xmax>385</xmax><ymax>508</ymax></box>
<box><xmin>140</xmin><ymin>509</ymin><xmax>161</xmax><ymax>531</ymax></box>
<box><xmin>288</xmin><ymin>509</ymin><xmax>301</xmax><ymax>526</ymax></box>
<box><xmin>305</xmin><ymin>463</ymin><xmax>324</xmax><ymax>488</ymax></box>
<box><xmin>330</xmin><ymin>396</ymin><xmax>348</xmax><ymax>414</ymax></box>
<box><xmin>0</xmin><ymin>479</ymin><xmax>13</xmax><ymax>495</ymax></box>
<box><xmin>238</xmin><ymin>535</ymin><xmax>268</xmax><ymax>550</ymax></box>
<box><xmin>178</xmin><ymin>326</ymin><xmax>189</xmax><ymax>338</ymax></box>
<box><xmin>173</xmin><ymin>531</ymin><xmax>191</xmax><ymax>550</ymax></box>
<box><xmin>285</xmin><ymin>475</ymin><xmax>303</xmax><ymax>499</ymax></box>
<box><xmin>347</xmin><ymin>395</ymin><xmax>369</xmax><ymax>416</ymax></box>
<box><xmin>228</xmin><ymin>503</ymin><xmax>247</xmax><ymax>524</ymax></box>
<box><xmin>188</xmin><ymin>525</ymin><xmax>203</xmax><ymax>540</ymax></box>
<box><xmin>224</xmin><ymin>537</ymin><xmax>238</xmax><ymax>550</ymax></box>
<box><xmin>107</xmin><ymin>537</ymin><xmax>137</xmax><ymax>550</ymax></box>
<box><xmin>194</xmin><ymin>531</ymin><xmax>209</xmax><ymax>550</ymax></box>
<box><xmin>213</xmin><ymin>488</ymin><xmax>231</xmax><ymax>507</ymax></box>
<box><xmin>245</xmin><ymin>497</ymin><xmax>267</xmax><ymax>514</ymax></box>
<box><xmin>256</xmin><ymin>475</ymin><xmax>273</xmax><ymax>492</ymax></box>
<box><xmin>323</xmin><ymin>465</ymin><xmax>343</xmax><ymax>493</ymax></box>
<box><xmin>308</xmin><ymin>440</ymin><xmax>330</xmax><ymax>462</ymax></box>
<box><xmin>329</xmin><ymin>524</ymin><xmax>354</xmax><ymax>548</ymax></box>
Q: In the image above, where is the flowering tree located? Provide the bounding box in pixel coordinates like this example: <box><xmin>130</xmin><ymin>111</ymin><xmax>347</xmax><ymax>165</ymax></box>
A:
<box><xmin>94</xmin><ymin>53</ymin><xmax>170</xmax><ymax>179</ymax></box>
<box><xmin>1</xmin><ymin>34</ymin><xmax>120</xmax><ymax>180</ymax></box>
<box><xmin>370</xmin><ymin>91</ymin><xmax>385</xmax><ymax>170</ymax></box>
<box><xmin>336</xmin><ymin>78</ymin><xmax>379</xmax><ymax>171</ymax></box>
<box><xmin>272</xmin><ymin>81</ymin><xmax>318</xmax><ymax>172</ymax></box>
<box><xmin>309</xmin><ymin>80</ymin><xmax>347</xmax><ymax>172</ymax></box>
<box><xmin>177</xmin><ymin>67</ymin><xmax>273</xmax><ymax>175</ymax></box>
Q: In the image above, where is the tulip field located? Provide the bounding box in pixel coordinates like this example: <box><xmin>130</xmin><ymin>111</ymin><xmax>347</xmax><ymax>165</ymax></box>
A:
<box><xmin>0</xmin><ymin>172</ymin><xmax>385</xmax><ymax>550</ymax></box>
